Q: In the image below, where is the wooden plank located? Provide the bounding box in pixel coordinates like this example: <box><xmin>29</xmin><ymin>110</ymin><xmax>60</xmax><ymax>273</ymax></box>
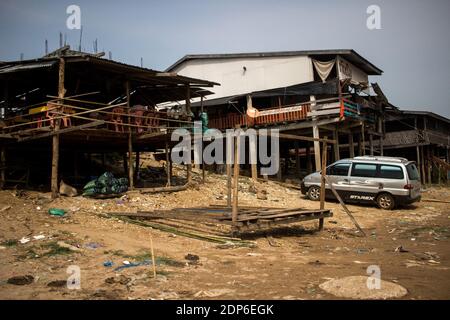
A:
<box><xmin>18</xmin><ymin>120</ymin><xmax>104</xmax><ymax>142</ymax></box>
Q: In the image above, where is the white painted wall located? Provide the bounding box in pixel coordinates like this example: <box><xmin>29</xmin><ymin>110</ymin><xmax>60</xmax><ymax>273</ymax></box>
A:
<box><xmin>171</xmin><ymin>56</ymin><xmax>314</xmax><ymax>100</ymax></box>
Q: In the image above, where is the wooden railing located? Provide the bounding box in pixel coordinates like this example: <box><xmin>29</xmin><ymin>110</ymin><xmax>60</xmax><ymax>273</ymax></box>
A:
<box><xmin>208</xmin><ymin>104</ymin><xmax>310</xmax><ymax>130</ymax></box>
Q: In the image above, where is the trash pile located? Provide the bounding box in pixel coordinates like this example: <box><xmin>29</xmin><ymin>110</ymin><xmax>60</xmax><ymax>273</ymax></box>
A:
<box><xmin>82</xmin><ymin>172</ymin><xmax>128</xmax><ymax>197</ymax></box>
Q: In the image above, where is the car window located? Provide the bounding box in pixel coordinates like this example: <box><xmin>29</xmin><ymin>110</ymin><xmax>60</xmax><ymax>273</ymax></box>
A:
<box><xmin>327</xmin><ymin>163</ymin><xmax>350</xmax><ymax>176</ymax></box>
<box><xmin>351</xmin><ymin>163</ymin><xmax>377</xmax><ymax>177</ymax></box>
<box><xmin>379</xmin><ymin>165</ymin><xmax>404</xmax><ymax>179</ymax></box>
<box><xmin>406</xmin><ymin>163</ymin><xmax>420</xmax><ymax>180</ymax></box>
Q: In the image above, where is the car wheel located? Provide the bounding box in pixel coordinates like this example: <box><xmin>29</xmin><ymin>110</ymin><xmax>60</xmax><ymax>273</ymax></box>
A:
<box><xmin>377</xmin><ymin>193</ymin><xmax>395</xmax><ymax>210</ymax></box>
<box><xmin>307</xmin><ymin>186</ymin><xmax>321</xmax><ymax>201</ymax></box>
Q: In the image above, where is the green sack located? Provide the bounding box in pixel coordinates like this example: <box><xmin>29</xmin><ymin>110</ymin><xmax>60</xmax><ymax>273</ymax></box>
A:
<box><xmin>83</xmin><ymin>179</ymin><xmax>99</xmax><ymax>190</ymax></box>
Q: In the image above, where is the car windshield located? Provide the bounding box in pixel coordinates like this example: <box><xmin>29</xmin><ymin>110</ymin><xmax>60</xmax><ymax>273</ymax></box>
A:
<box><xmin>406</xmin><ymin>163</ymin><xmax>420</xmax><ymax>180</ymax></box>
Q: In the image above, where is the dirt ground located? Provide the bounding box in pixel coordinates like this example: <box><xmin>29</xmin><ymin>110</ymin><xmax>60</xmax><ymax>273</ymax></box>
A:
<box><xmin>0</xmin><ymin>166</ymin><xmax>449</xmax><ymax>300</ymax></box>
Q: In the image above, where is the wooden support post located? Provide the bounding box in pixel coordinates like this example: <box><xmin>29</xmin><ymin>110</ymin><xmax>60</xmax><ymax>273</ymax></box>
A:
<box><xmin>416</xmin><ymin>145</ymin><xmax>421</xmax><ymax>183</ymax></box>
<box><xmin>232</xmin><ymin>130</ymin><xmax>240</xmax><ymax>226</ymax></box>
<box><xmin>295</xmin><ymin>141</ymin><xmax>300</xmax><ymax>176</ymax></box>
<box><xmin>311</xmin><ymin>95</ymin><xmax>321</xmax><ymax>171</ymax></box>
<box><xmin>427</xmin><ymin>146</ymin><xmax>432</xmax><ymax>184</ymax></box>
<box><xmin>250</xmin><ymin>134</ymin><xmax>258</xmax><ymax>181</ymax></box>
<box><xmin>73</xmin><ymin>151</ymin><xmax>79</xmax><ymax>182</ymax></box>
<box><xmin>128</xmin><ymin>134</ymin><xmax>134</xmax><ymax>189</ymax></box>
<box><xmin>420</xmin><ymin>145</ymin><xmax>426</xmax><ymax>184</ymax></box>
<box><xmin>123</xmin><ymin>153</ymin><xmax>128</xmax><ymax>176</ymax></box>
<box><xmin>349</xmin><ymin>133</ymin><xmax>355</xmax><ymax>158</ymax></box>
<box><xmin>369</xmin><ymin>134</ymin><xmax>374</xmax><ymax>156</ymax></box>
<box><xmin>135</xmin><ymin>151</ymin><xmax>140</xmax><ymax>183</ymax></box>
<box><xmin>333</xmin><ymin>129</ymin><xmax>340</xmax><ymax>161</ymax></box>
<box><xmin>313</xmin><ymin>126</ymin><xmax>321</xmax><ymax>171</ymax></box>
<box><xmin>51</xmin><ymin>57</ymin><xmax>65</xmax><ymax>199</ymax></box>
<box><xmin>379</xmin><ymin>116</ymin><xmax>384</xmax><ymax>156</ymax></box>
<box><xmin>186</xmin><ymin>85</ymin><xmax>192</xmax><ymax>183</ymax></box>
<box><xmin>306</xmin><ymin>142</ymin><xmax>312</xmax><ymax>174</ymax></box>
<box><xmin>226</xmin><ymin>133</ymin><xmax>232</xmax><ymax>208</ymax></box>
<box><xmin>0</xmin><ymin>146</ymin><xmax>5</xmax><ymax>189</ymax></box>
<box><xmin>226</xmin><ymin>163</ymin><xmax>232</xmax><ymax>207</ymax></box>
<box><xmin>165</xmin><ymin>140</ymin><xmax>171</xmax><ymax>186</ymax></box>
<box><xmin>319</xmin><ymin>136</ymin><xmax>328</xmax><ymax>230</ymax></box>
<box><xmin>200</xmin><ymin>95</ymin><xmax>205</xmax><ymax>182</ymax></box>
<box><xmin>361</xmin><ymin>124</ymin><xmax>366</xmax><ymax>156</ymax></box>
<box><xmin>126</xmin><ymin>80</ymin><xmax>134</xmax><ymax>190</ymax></box>
<box><xmin>102</xmin><ymin>153</ymin><xmax>106</xmax><ymax>167</ymax></box>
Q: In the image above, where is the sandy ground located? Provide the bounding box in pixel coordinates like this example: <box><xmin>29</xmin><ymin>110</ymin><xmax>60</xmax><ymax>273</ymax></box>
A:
<box><xmin>0</xmin><ymin>167</ymin><xmax>449</xmax><ymax>300</ymax></box>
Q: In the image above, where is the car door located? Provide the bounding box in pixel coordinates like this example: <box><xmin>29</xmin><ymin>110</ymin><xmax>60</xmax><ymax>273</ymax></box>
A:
<box><xmin>348</xmin><ymin>162</ymin><xmax>379</xmax><ymax>202</ymax></box>
<box><xmin>326</xmin><ymin>162</ymin><xmax>352</xmax><ymax>200</ymax></box>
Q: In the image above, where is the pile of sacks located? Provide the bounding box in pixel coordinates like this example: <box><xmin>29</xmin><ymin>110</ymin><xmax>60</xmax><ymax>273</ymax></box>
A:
<box><xmin>82</xmin><ymin>172</ymin><xmax>128</xmax><ymax>197</ymax></box>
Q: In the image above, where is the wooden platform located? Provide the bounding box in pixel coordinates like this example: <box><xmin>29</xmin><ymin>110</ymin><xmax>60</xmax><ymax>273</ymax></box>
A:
<box><xmin>112</xmin><ymin>205</ymin><xmax>333</xmax><ymax>233</ymax></box>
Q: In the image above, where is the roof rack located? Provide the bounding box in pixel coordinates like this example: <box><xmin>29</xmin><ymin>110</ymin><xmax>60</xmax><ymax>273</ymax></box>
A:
<box><xmin>353</xmin><ymin>156</ymin><xmax>408</xmax><ymax>163</ymax></box>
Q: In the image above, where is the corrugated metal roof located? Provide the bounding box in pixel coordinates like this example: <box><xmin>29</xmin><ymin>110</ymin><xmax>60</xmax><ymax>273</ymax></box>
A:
<box><xmin>166</xmin><ymin>49</ymin><xmax>383</xmax><ymax>75</ymax></box>
<box><xmin>0</xmin><ymin>61</ymin><xmax>56</xmax><ymax>74</ymax></box>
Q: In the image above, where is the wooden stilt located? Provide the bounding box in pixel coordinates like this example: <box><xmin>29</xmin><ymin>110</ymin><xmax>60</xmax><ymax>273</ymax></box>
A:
<box><xmin>306</xmin><ymin>142</ymin><xmax>312</xmax><ymax>174</ymax></box>
<box><xmin>125</xmin><ymin>80</ymin><xmax>134</xmax><ymax>190</ymax></box>
<box><xmin>128</xmin><ymin>134</ymin><xmax>134</xmax><ymax>189</ymax></box>
<box><xmin>333</xmin><ymin>129</ymin><xmax>340</xmax><ymax>161</ymax></box>
<box><xmin>0</xmin><ymin>146</ymin><xmax>5</xmax><ymax>189</ymax></box>
<box><xmin>186</xmin><ymin>85</ymin><xmax>192</xmax><ymax>183</ymax></box>
<box><xmin>319</xmin><ymin>136</ymin><xmax>328</xmax><ymax>230</ymax></box>
<box><xmin>226</xmin><ymin>163</ymin><xmax>232</xmax><ymax>207</ymax></box>
<box><xmin>51</xmin><ymin>57</ymin><xmax>65</xmax><ymax>199</ymax></box>
<box><xmin>295</xmin><ymin>141</ymin><xmax>300</xmax><ymax>176</ymax></box>
<box><xmin>361</xmin><ymin>124</ymin><xmax>366</xmax><ymax>156</ymax></box>
<box><xmin>250</xmin><ymin>135</ymin><xmax>258</xmax><ymax>181</ymax></box>
<box><xmin>135</xmin><ymin>151</ymin><xmax>140</xmax><ymax>183</ymax></box>
<box><xmin>416</xmin><ymin>145</ymin><xmax>421</xmax><ymax>183</ymax></box>
<box><xmin>232</xmin><ymin>130</ymin><xmax>240</xmax><ymax>226</ymax></box>
<box><xmin>349</xmin><ymin>133</ymin><xmax>355</xmax><ymax>158</ymax></box>
<box><xmin>123</xmin><ymin>153</ymin><xmax>128</xmax><ymax>176</ymax></box>
<box><xmin>379</xmin><ymin>117</ymin><xmax>384</xmax><ymax>156</ymax></box>
<box><xmin>165</xmin><ymin>140</ymin><xmax>171</xmax><ymax>186</ymax></box>
<box><xmin>313</xmin><ymin>125</ymin><xmax>321</xmax><ymax>171</ymax></box>
<box><xmin>369</xmin><ymin>134</ymin><xmax>374</xmax><ymax>156</ymax></box>
<box><xmin>427</xmin><ymin>146</ymin><xmax>432</xmax><ymax>184</ymax></box>
<box><xmin>420</xmin><ymin>145</ymin><xmax>426</xmax><ymax>184</ymax></box>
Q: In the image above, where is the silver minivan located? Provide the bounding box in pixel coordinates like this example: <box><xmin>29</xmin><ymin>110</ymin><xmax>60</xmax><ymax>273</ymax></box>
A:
<box><xmin>300</xmin><ymin>156</ymin><xmax>421</xmax><ymax>209</ymax></box>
